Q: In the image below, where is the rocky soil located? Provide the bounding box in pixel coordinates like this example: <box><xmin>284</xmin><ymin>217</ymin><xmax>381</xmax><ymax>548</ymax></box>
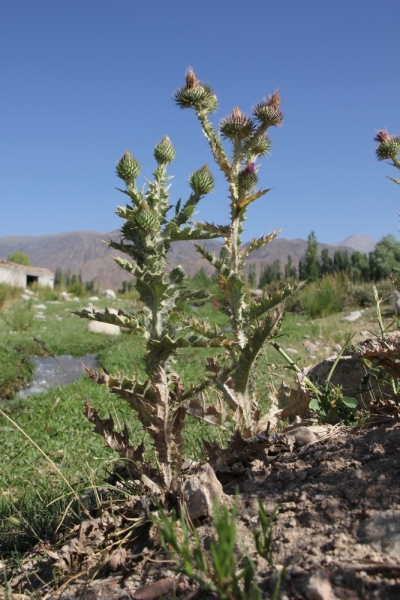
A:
<box><xmin>3</xmin><ymin>419</ymin><xmax>400</xmax><ymax>600</ymax></box>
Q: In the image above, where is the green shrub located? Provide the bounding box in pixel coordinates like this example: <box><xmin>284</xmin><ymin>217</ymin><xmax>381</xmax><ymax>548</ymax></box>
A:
<box><xmin>298</xmin><ymin>274</ymin><xmax>349</xmax><ymax>317</ymax></box>
<box><xmin>7</xmin><ymin>251</ymin><xmax>31</xmax><ymax>266</ymax></box>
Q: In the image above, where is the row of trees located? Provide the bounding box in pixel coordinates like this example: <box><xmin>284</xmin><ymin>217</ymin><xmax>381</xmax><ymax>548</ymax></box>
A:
<box><xmin>248</xmin><ymin>232</ymin><xmax>400</xmax><ymax>288</ymax></box>
<box><xmin>54</xmin><ymin>267</ymin><xmax>96</xmax><ymax>293</ymax></box>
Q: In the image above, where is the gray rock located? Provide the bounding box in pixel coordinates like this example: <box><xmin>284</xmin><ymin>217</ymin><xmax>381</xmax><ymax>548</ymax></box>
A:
<box><xmin>102</xmin><ymin>289</ymin><xmax>116</xmax><ymax>299</ymax></box>
<box><xmin>340</xmin><ymin>311</ymin><xmax>362</xmax><ymax>322</ymax></box>
<box><xmin>88</xmin><ymin>296</ymin><xmax>99</xmax><ymax>301</ymax></box>
<box><xmin>285</xmin><ymin>348</ymin><xmax>298</xmax><ymax>355</ymax></box>
<box><xmin>20</xmin><ymin>293</ymin><xmax>32</xmax><ymax>300</ymax></box>
<box><xmin>33</xmin><ymin>304</ymin><xmax>46</xmax><ymax>310</ymax></box>
<box><xmin>24</xmin><ymin>289</ymin><xmax>35</xmax><ymax>296</ymax></box>
<box><xmin>87</xmin><ymin>321</ymin><xmax>120</xmax><ymax>335</ymax></box>
<box><xmin>181</xmin><ymin>463</ymin><xmax>224</xmax><ymax>520</ymax></box>
<box><xmin>357</xmin><ymin>509</ymin><xmax>400</xmax><ymax>560</ymax></box>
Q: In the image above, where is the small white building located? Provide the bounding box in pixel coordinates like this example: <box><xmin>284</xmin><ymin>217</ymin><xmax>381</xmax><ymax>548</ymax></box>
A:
<box><xmin>0</xmin><ymin>260</ymin><xmax>54</xmax><ymax>289</ymax></box>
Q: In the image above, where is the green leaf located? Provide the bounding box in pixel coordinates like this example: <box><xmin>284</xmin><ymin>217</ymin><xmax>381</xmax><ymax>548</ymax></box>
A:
<box><xmin>342</xmin><ymin>397</ymin><xmax>358</xmax><ymax>409</ymax></box>
<box><xmin>309</xmin><ymin>398</ymin><xmax>321</xmax><ymax>411</ymax></box>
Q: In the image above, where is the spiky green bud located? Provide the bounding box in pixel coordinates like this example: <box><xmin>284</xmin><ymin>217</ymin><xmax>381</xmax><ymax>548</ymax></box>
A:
<box><xmin>116</xmin><ymin>151</ymin><xmax>140</xmax><ymax>182</ymax></box>
<box><xmin>130</xmin><ymin>201</ymin><xmax>159</xmax><ymax>232</ymax></box>
<box><xmin>189</xmin><ymin>165</ymin><xmax>215</xmax><ymax>195</ymax></box>
<box><xmin>253</xmin><ymin>91</ymin><xmax>283</xmax><ymax>127</ymax></box>
<box><xmin>238</xmin><ymin>163</ymin><xmax>258</xmax><ymax>191</ymax></box>
<box><xmin>249</xmin><ymin>133</ymin><xmax>271</xmax><ymax>157</ymax></box>
<box><xmin>375</xmin><ymin>136</ymin><xmax>400</xmax><ymax>161</ymax></box>
<box><xmin>175</xmin><ymin>67</ymin><xmax>218</xmax><ymax>113</ymax></box>
<box><xmin>154</xmin><ymin>136</ymin><xmax>176</xmax><ymax>165</ymax></box>
<box><xmin>220</xmin><ymin>107</ymin><xmax>256</xmax><ymax>141</ymax></box>
<box><xmin>169</xmin><ymin>265</ymin><xmax>187</xmax><ymax>284</ymax></box>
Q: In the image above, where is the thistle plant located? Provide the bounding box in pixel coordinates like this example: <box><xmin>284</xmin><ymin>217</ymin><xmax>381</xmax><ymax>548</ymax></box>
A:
<box><xmin>75</xmin><ymin>134</ymin><xmax>233</xmax><ymax>490</ymax></box>
<box><xmin>76</xmin><ymin>68</ymin><xmax>296</xmax><ymax>489</ymax></box>
<box><xmin>174</xmin><ymin>68</ymin><xmax>300</xmax><ymax>440</ymax></box>
<box><xmin>374</xmin><ymin>129</ymin><xmax>400</xmax><ymax>185</ymax></box>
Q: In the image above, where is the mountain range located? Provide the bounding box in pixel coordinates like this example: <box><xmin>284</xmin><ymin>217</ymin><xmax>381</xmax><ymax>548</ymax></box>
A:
<box><xmin>0</xmin><ymin>231</ymin><xmax>377</xmax><ymax>289</ymax></box>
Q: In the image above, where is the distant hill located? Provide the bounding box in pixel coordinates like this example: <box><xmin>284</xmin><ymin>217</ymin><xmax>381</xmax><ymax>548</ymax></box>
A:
<box><xmin>0</xmin><ymin>230</ymin><xmax>374</xmax><ymax>289</ymax></box>
<box><xmin>334</xmin><ymin>235</ymin><xmax>377</xmax><ymax>254</ymax></box>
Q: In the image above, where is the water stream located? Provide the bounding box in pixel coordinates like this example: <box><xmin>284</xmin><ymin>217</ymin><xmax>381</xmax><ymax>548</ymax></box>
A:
<box><xmin>16</xmin><ymin>354</ymin><xmax>98</xmax><ymax>399</ymax></box>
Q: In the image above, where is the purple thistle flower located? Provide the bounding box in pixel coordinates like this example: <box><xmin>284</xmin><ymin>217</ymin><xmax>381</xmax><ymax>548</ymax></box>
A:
<box><xmin>243</xmin><ymin>162</ymin><xmax>256</xmax><ymax>175</ymax></box>
<box><xmin>374</xmin><ymin>129</ymin><xmax>391</xmax><ymax>143</ymax></box>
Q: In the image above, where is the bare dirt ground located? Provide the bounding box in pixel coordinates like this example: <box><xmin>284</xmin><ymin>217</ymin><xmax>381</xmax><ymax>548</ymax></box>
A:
<box><xmin>4</xmin><ymin>419</ymin><xmax>400</xmax><ymax>600</ymax></box>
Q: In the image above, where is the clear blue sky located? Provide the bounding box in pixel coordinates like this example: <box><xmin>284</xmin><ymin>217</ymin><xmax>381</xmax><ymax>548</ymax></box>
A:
<box><xmin>0</xmin><ymin>0</ymin><xmax>399</xmax><ymax>244</ymax></box>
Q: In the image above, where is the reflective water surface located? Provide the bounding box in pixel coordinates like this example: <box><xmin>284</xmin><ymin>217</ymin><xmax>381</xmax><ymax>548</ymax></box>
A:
<box><xmin>17</xmin><ymin>354</ymin><xmax>98</xmax><ymax>399</ymax></box>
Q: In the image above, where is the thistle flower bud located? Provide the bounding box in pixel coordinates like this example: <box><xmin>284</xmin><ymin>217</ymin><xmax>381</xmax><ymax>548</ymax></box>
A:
<box><xmin>175</xmin><ymin>67</ymin><xmax>217</xmax><ymax>112</ymax></box>
<box><xmin>238</xmin><ymin>162</ymin><xmax>258</xmax><ymax>191</ymax></box>
<box><xmin>374</xmin><ymin>130</ymin><xmax>400</xmax><ymax>161</ymax></box>
<box><xmin>116</xmin><ymin>151</ymin><xmax>140</xmax><ymax>182</ymax></box>
<box><xmin>169</xmin><ymin>265</ymin><xmax>187</xmax><ymax>284</ymax></box>
<box><xmin>220</xmin><ymin>107</ymin><xmax>256</xmax><ymax>140</ymax></box>
<box><xmin>253</xmin><ymin>90</ymin><xmax>283</xmax><ymax>127</ymax></box>
<box><xmin>154</xmin><ymin>136</ymin><xmax>176</xmax><ymax>165</ymax></box>
<box><xmin>189</xmin><ymin>165</ymin><xmax>215</xmax><ymax>195</ymax></box>
<box><xmin>130</xmin><ymin>201</ymin><xmax>159</xmax><ymax>232</ymax></box>
<box><xmin>249</xmin><ymin>133</ymin><xmax>271</xmax><ymax>157</ymax></box>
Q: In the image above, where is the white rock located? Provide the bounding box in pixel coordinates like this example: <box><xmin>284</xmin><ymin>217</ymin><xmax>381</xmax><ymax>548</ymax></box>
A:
<box><xmin>72</xmin><ymin>297</ymin><xmax>80</xmax><ymax>301</ymax></box>
<box><xmin>305</xmin><ymin>570</ymin><xmax>337</xmax><ymax>600</ymax></box>
<box><xmin>20</xmin><ymin>293</ymin><xmax>32</xmax><ymax>300</ymax></box>
<box><xmin>102</xmin><ymin>289</ymin><xmax>116</xmax><ymax>299</ymax></box>
<box><xmin>33</xmin><ymin>304</ymin><xmax>46</xmax><ymax>310</ymax></box>
<box><xmin>333</xmin><ymin>344</ymin><xmax>342</xmax><ymax>352</ymax></box>
<box><xmin>24</xmin><ymin>289</ymin><xmax>35</xmax><ymax>296</ymax></box>
<box><xmin>87</xmin><ymin>321</ymin><xmax>120</xmax><ymax>335</ymax></box>
<box><xmin>284</xmin><ymin>348</ymin><xmax>298</xmax><ymax>355</ymax></box>
<box><xmin>181</xmin><ymin>463</ymin><xmax>224</xmax><ymax>520</ymax></box>
<box><xmin>250</xmin><ymin>289</ymin><xmax>263</xmax><ymax>298</ymax></box>
<box><xmin>340</xmin><ymin>310</ymin><xmax>362</xmax><ymax>322</ymax></box>
<box><xmin>88</xmin><ymin>296</ymin><xmax>99</xmax><ymax>301</ymax></box>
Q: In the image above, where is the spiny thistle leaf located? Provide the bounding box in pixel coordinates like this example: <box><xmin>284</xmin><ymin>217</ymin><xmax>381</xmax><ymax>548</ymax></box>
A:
<box><xmin>186</xmin><ymin>393</ymin><xmax>228</xmax><ymax>428</ymax></box>
<box><xmin>245</xmin><ymin>283</ymin><xmax>301</xmax><ymax>322</ymax></box>
<box><xmin>241</xmin><ymin>229</ymin><xmax>280</xmax><ymax>259</ymax></box>
<box><xmin>235</xmin><ymin>187</ymin><xmax>272</xmax><ymax>211</ymax></box>
<box><xmin>191</xmin><ymin>221</ymin><xmax>231</xmax><ymax>237</ymax></box>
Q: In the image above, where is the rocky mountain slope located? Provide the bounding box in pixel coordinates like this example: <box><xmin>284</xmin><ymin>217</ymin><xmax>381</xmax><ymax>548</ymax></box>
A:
<box><xmin>0</xmin><ymin>231</ymin><xmax>376</xmax><ymax>289</ymax></box>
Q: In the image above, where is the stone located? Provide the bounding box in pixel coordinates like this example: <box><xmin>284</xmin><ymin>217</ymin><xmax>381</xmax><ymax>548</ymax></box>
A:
<box><xmin>250</xmin><ymin>289</ymin><xmax>263</xmax><ymax>298</ymax></box>
<box><xmin>133</xmin><ymin>578</ymin><xmax>175</xmax><ymax>600</ymax></box>
<box><xmin>285</xmin><ymin>348</ymin><xmax>298</xmax><ymax>355</ymax></box>
<box><xmin>181</xmin><ymin>463</ymin><xmax>224</xmax><ymax>520</ymax></box>
<box><xmin>20</xmin><ymin>293</ymin><xmax>32</xmax><ymax>300</ymax></box>
<box><xmin>340</xmin><ymin>310</ymin><xmax>362</xmax><ymax>322</ymax></box>
<box><xmin>87</xmin><ymin>321</ymin><xmax>120</xmax><ymax>335</ymax></box>
<box><xmin>305</xmin><ymin>570</ymin><xmax>337</xmax><ymax>600</ymax></box>
<box><xmin>88</xmin><ymin>296</ymin><xmax>99</xmax><ymax>301</ymax></box>
<box><xmin>357</xmin><ymin>509</ymin><xmax>400</xmax><ymax>560</ymax></box>
<box><xmin>102</xmin><ymin>289</ymin><xmax>116</xmax><ymax>299</ymax></box>
<box><xmin>24</xmin><ymin>289</ymin><xmax>35</xmax><ymax>296</ymax></box>
<box><xmin>33</xmin><ymin>303</ymin><xmax>46</xmax><ymax>309</ymax></box>
<box><xmin>304</xmin><ymin>340</ymin><xmax>318</xmax><ymax>352</ymax></box>
<box><xmin>288</xmin><ymin>425</ymin><xmax>331</xmax><ymax>446</ymax></box>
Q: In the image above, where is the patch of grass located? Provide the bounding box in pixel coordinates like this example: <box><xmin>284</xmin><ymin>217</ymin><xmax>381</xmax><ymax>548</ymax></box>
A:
<box><xmin>0</xmin><ymin>283</ymin><xmax>22</xmax><ymax>313</ymax></box>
